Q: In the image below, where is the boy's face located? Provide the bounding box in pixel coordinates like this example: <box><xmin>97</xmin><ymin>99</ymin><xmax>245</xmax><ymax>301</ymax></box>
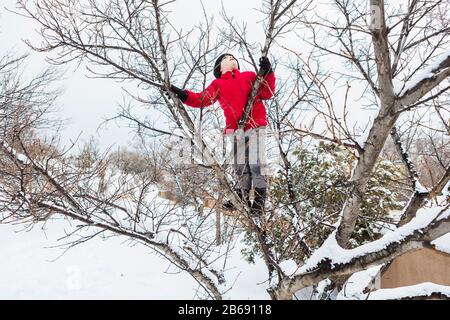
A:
<box><xmin>220</xmin><ymin>55</ymin><xmax>238</xmax><ymax>74</ymax></box>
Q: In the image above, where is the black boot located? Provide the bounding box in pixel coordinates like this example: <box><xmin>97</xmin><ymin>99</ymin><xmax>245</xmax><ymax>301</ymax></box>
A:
<box><xmin>251</xmin><ymin>187</ymin><xmax>267</xmax><ymax>216</ymax></box>
<box><xmin>222</xmin><ymin>188</ymin><xmax>250</xmax><ymax>211</ymax></box>
<box><xmin>251</xmin><ymin>187</ymin><xmax>270</xmax><ymax>244</ymax></box>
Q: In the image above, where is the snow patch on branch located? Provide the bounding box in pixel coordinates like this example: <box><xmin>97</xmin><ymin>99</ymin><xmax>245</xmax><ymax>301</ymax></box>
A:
<box><xmin>394</xmin><ymin>50</ymin><xmax>450</xmax><ymax>96</ymax></box>
<box><xmin>437</xmin><ymin>207</ymin><xmax>450</xmax><ymax>222</ymax></box>
<box><xmin>414</xmin><ymin>181</ymin><xmax>429</xmax><ymax>193</ymax></box>
<box><xmin>432</xmin><ymin>233</ymin><xmax>450</xmax><ymax>254</ymax></box>
<box><xmin>365</xmin><ymin>282</ymin><xmax>450</xmax><ymax>300</ymax></box>
<box><xmin>0</xmin><ymin>140</ymin><xmax>31</xmax><ymax>165</ymax></box>
<box><xmin>296</xmin><ymin>206</ymin><xmax>447</xmax><ymax>274</ymax></box>
<box><xmin>355</xmin><ymin>107</ymin><xmax>380</xmax><ymax>149</ymax></box>
<box><xmin>356</xmin><ymin>121</ymin><xmax>372</xmax><ymax>149</ymax></box>
<box><xmin>337</xmin><ymin>265</ymin><xmax>383</xmax><ymax>300</ymax></box>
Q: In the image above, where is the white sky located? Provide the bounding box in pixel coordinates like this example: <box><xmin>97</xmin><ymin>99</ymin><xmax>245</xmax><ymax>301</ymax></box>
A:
<box><xmin>1</xmin><ymin>0</ymin><xmax>128</xmax><ymax>150</ymax></box>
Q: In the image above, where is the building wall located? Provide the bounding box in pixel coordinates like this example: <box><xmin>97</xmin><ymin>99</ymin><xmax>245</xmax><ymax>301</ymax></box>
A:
<box><xmin>381</xmin><ymin>248</ymin><xmax>450</xmax><ymax>288</ymax></box>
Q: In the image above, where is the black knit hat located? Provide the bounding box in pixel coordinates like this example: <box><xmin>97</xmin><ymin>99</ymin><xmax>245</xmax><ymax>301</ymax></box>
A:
<box><xmin>213</xmin><ymin>53</ymin><xmax>240</xmax><ymax>78</ymax></box>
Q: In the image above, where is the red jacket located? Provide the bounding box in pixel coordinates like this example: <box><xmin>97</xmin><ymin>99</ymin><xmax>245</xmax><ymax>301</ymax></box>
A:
<box><xmin>184</xmin><ymin>69</ymin><xmax>275</xmax><ymax>133</ymax></box>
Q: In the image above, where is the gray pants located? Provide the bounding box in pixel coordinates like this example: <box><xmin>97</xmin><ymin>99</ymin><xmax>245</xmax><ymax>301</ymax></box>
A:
<box><xmin>230</xmin><ymin>127</ymin><xmax>268</xmax><ymax>191</ymax></box>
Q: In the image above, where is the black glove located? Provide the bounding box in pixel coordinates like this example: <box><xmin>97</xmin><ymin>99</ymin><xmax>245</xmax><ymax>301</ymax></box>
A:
<box><xmin>164</xmin><ymin>84</ymin><xmax>188</xmax><ymax>102</ymax></box>
<box><xmin>259</xmin><ymin>56</ymin><xmax>273</xmax><ymax>76</ymax></box>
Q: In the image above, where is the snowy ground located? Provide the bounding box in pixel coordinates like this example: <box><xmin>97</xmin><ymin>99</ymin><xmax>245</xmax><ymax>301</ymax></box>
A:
<box><xmin>0</xmin><ymin>218</ymin><xmax>269</xmax><ymax>300</ymax></box>
<box><xmin>1</xmin><ymin>210</ymin><xmax>449</xmax><ymax>300</ymax></box>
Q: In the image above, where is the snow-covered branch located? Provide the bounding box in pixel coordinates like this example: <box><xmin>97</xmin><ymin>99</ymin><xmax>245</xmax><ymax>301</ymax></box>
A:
<box><xmin>395</xmin><ymin>51</ymin><xmax>450</xmax><ymax>111</ymax></box>
<box><xmin>399</xmin><ymin>169</ymin><xmax>450</xmax><ymax>226</ymax></box>
<box><xmin>271</xmin><ymin>204</ymin><xmax>450</xmax><ymax>299</ymax></box>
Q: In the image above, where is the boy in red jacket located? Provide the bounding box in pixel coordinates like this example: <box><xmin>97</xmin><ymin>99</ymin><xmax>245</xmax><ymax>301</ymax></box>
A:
<box><xmin>169</xmin><ymin>53</ymin><xmax>275</xmax><ymax>216</ymax></box>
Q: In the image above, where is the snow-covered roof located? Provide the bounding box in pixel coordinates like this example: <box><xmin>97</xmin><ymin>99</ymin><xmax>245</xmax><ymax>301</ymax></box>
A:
<box><xmin>431</xmin><ymin>233</ymin><xmax>450</xmax><ymax>255</ymax></box>
<box><xmin>366</xmin><ymin>282</ymin><xmax>450</xmax><ymax>300</ymax></box>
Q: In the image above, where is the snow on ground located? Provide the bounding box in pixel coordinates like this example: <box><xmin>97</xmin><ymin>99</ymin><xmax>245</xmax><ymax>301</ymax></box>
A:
<box><xmin>0</xmin><ymin>218</ymin><xmax>194</xmax><ymax>299</ymax></box>
<box><xmin>0</xmin><ymin>218</ymin><xmax>269</xmax><ymax>299</ymax></box>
